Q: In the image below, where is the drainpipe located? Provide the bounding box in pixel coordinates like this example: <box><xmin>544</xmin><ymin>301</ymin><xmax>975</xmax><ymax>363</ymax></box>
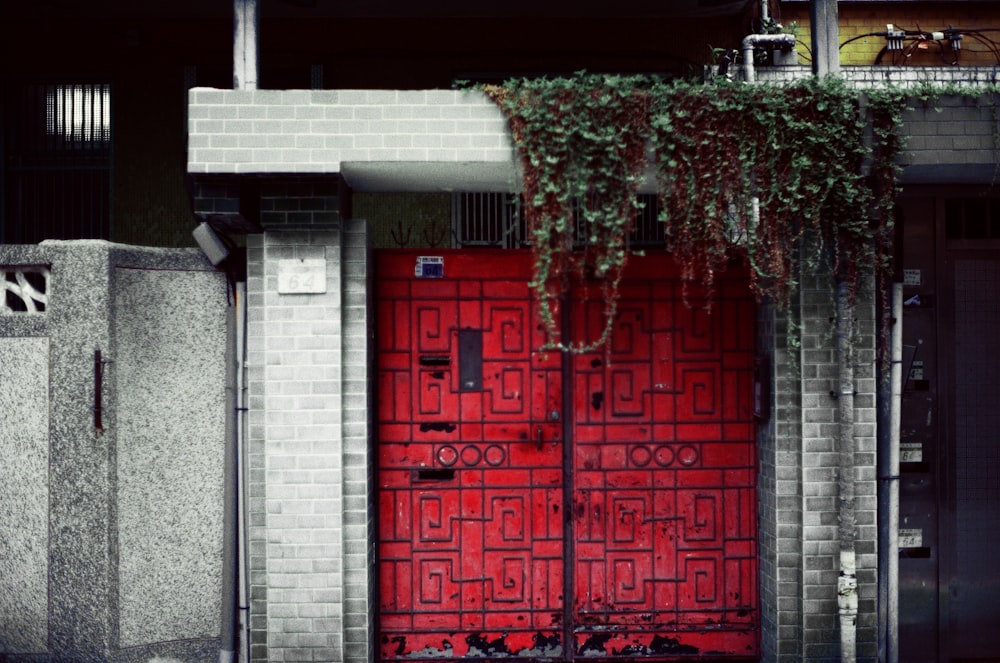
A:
<box><xmin>836</xmin><ymin>281</ymin><xmax>857</xmax><ymax>663</ymax></box>
<box><xmin>886</xmin><ymin>283</ymin><xmax>903</xmax><ymax>663</ymax></box>
<box><xmin>221</xmin><ymin>290</ymin><xmax>239</xmax><ymax>663</ymax></box>
<box><xmin>233</xmin><ymin>0</ymin><xmax>259</xmax><ymax>90</ymax></box>
<box><xmin>235</xmin><ymin>282</ymin><xmax>251</xmax><ymax>663</ymax></box>
<box><xmin>741</xmin><ymin>33</ymin><xmax>796</xmax><ymax>83</ymax></box>
<box><xmin>811</xmin><ymin>0</ymin><xmax>841</xmax><ymax>77</ymax></box>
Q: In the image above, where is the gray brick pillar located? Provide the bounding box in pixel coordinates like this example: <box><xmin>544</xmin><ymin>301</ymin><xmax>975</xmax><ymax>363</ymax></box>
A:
<box><xmin>759</xmin><ymin>267</ymin><xmax>879</xmax><ymax>663</ymax></box>
<box><xmin>246</xmin><ymin>219</ymin><xmax>372</xmax><ymax>663</ymax></box>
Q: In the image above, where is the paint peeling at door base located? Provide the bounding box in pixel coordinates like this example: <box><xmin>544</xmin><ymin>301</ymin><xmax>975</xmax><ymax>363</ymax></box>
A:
<box><xmin>465</xmin><ymin>633</ymin><xmax>512</xmax><ymax>657</ymax></box>
<box><xmin>579</xmin><ymin>633</ymin><xmax>613</xmax><ymax>656</ymax></box>
<box><xmin>394</xmin><ymin>632</ymin><xmax>565</xmax><ymax>659</ymax></box>
<box><xmin>622</xmin><ymin>634</ymin><xmax>699</xmax><ymax>656</ymax></box>
<box><xmin>577</xmin><ymin>632</ymin><xmax>700</xmax><ymax>658</ymax></box>
<box><xmin>394</xmin><ymin>632</ymin><xmax>564</xmax><ymax>659</ymax></box>
<box><xmin>518</xmin><ymin>632</ymin><xmax>563</xmax><ymax>658</ymax></box>
<box><xmin>406</xmin><ymin>642</ymin><xmax>455</xmax><ymax>659</ymax></box>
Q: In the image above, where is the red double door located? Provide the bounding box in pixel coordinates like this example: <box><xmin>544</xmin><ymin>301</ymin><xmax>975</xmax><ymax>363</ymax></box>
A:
<box><xmin>377</xmin><ymin>250</ymin><xmax>757</xmax><ymax>660</ymax></box>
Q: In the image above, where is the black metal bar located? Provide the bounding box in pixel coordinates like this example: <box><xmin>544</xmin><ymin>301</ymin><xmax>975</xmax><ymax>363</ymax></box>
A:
<box><xmin>560</xmin><ymin>292</ymin><xmax>575</xmax><ymax>660</ymax></box>
<box><xmin>94</xmin><ymin>348</ymin><xmax>103</xmax><ymax>430</ymax></box>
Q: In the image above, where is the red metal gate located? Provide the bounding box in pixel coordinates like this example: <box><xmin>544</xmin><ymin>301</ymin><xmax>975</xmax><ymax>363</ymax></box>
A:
<box><xmin>377</xmin><ymin>250</ymin><xmax>757</xmax><ymax>660</ymax></box>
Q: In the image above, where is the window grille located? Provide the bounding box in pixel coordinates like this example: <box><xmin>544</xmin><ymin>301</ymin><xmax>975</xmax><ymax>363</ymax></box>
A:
<box><xmin>46</xmin><ymin>83</ymin><xmax>111</xmax><ymax>145</ymax></box>
<box><xmin>2</xmin><ymin>82</ymin><xmax>112</xmax><ymax>243</ymax></box>
<box><xmin>452</xmin><ymin>192</ymin><xmax>524</xmax><ymax>248</ymax></box>
<box><xmin>452</xmin><ymin>192</ymin><xmax>665</xmax><ymax>249</ymax></box>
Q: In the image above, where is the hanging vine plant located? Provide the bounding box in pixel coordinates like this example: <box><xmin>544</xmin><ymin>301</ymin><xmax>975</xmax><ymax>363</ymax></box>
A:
<box><xmin>651</xmin><ymin>76</ymin><xmax>902</xmax><ymax>308</ymax></box>
<box><xmin>483</xmin><ymin>73</ymin><xmax>652</xmax><ymax>352</ymax></box>
<box><xmin>481</xmin><ymin>73</ymin><xmax>908</xmax><ymax>351</ymax></box>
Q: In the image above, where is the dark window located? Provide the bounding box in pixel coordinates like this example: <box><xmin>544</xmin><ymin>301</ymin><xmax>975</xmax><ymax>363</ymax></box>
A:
<box><xmin>945</xmin><ymin>197</ymin><xmax>1000</xmax><ymax>241</ymax></box>
<box><xmin>3</xmin><ymin>82</ymin><xmax>112</xmax><ymax>243</ymax></box>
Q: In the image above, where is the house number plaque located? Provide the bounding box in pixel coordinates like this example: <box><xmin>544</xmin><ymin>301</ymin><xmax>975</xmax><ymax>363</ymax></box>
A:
<box><xmin>278</xmin><ymin>258</ymin><xmax>327</xmax><ymax>294</ymax></box>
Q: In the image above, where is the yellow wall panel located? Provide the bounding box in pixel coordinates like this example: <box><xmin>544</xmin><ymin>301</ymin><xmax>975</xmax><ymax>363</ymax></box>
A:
<box><xmin>778</xmin><ymin>3</ymin><xmax>1000</xmax><ymax>66</ymax></box>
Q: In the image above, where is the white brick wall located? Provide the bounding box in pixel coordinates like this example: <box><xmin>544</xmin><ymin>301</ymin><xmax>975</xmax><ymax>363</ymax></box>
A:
<box><xmin>188</xmin><ymin>89</ymin><xmax>514</xmax><ymax>174</ymax></box>
<box><xmin>246</xmin><ymin>224</ymin><xmax>373</xmax><ymax>663</ymax></box>
<box><xmin>749</xmin><ymin>64</ymin><xmax>1000</xmax><ymax>86</ymax></box>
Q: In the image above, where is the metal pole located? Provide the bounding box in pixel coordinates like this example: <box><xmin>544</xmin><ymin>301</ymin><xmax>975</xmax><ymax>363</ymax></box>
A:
<box><xmin>810</xmin><ymin>0</ymin><xmax>841</xmax><ymax>77</ymax></box>
<box><xmin>836</xmin><ymin>281</ymin><xmax>858</xmax><ymax>663</ymax></box>
<box><xmin>887</xmin><ymin>283</ymin><xmax>903</xmax><ymax>663</ymax></box>
<box><xmin>233</xmin><ymin>0</ymin><xmax>259</xmax><ymax>90</ymax></box>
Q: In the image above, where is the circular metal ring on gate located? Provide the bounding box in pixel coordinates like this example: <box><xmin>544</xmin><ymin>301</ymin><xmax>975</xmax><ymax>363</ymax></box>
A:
<box><xmin>460</xmin><ymin>445</ymin><xmax>482</xmax><ymax>466</ymax></box>
<box><xmin>437</xmin><ymin>445</ymin><xmax>459</xmax><ymax>467</ymax></box>
<box><xmin>677</xmin><ymin>444</ymin><xmax>699</xmax><ymax>467</ymax></box>
<box><xmin>484</xmin><ymin>444</ymin><xmax>506</xmax><ymax>466</ymax></box>
<box><xmin>629</xmin><ymin>445</ymin><xmax>652</xmax><ymax>467</ymax></box>
<box><xmin>654</xmin><ymin>445</ymin><xmax>675</xmax><ymax>467</ymax></box>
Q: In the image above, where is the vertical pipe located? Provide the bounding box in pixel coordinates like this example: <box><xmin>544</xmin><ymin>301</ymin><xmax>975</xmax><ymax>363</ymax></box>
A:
<box><xmin>836</xmin><ymin>281</ymin><xmax>857</xmax><ymax>663</ymax></box>
<box><xmin>233</xmin><ymin>0</ymin><xmax>259</xmax><ymax>90</ymax></box>
<box><xmin>220</xmin><ymin>293</ymin><xmax>238</xmax><ymax>663</ymax></box>
<box><xmin>236</xmin><ymin>281</ymin><xmax>251</xmax><ymax>663</ymax></box>
<box><xmin>887</xmin><ymin>283</ymin><xmax>903</xmax><ymax>663</ymax></box>
<box><xmin>810</xmin><ymin>0</ymin><xmax>841</xmax><ymax>77</ymax></box>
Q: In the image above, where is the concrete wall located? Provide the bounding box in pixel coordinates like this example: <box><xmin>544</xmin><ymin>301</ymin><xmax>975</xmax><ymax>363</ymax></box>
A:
<box><xmin>0</xmin><ymin>241</ymin><xmax>229</xmax><ymax>662</ymax></box>
<box><xmin>245</xmin><ymin>221</ymin><xmax>373</xmax><ymax>663</ymax></box>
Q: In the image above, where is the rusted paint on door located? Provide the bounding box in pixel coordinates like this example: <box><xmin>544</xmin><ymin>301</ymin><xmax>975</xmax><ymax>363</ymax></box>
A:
<box><xmin>376</xmin><ymin>250</ymin><xmax>757</xmax><ymax>660</ymax></box>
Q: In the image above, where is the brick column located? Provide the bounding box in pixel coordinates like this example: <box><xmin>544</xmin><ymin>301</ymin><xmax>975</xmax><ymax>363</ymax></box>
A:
<box><xmin>758</xmin><ymin>296</ymin><xmax>806</xmax><ymax>662</ymax></box>
<box><xmin>246</xmin><ymin>222</ymin><xmax>372</xmax><ymax>663</ymax></box>
<box><xmin>760</xmin><ymin>268</ymin><xmax>879</xmax><ymax>663</ymax></box>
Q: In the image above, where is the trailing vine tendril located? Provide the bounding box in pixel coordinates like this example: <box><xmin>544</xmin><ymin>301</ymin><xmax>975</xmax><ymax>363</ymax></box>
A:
<box><xmin>480</xmin><ymin>72</ymin><xmax>949</xmax><ymax>353</ymax></box>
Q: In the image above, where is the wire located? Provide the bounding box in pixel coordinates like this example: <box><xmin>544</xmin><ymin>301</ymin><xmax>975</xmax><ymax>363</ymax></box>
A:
<box><xmin>840</xmin><ymin>32</ymin><xmax>888</xmax><ymax>50</ymax></box>
<box><xmin>797</xmin><ymin>39</ymin><xmax>813</xmax><ymax>63</ymax></box>
<box><xmin>860</xmin><ymin>24</ymin><xmax>1000</xmax><ymax>66</ymax></box>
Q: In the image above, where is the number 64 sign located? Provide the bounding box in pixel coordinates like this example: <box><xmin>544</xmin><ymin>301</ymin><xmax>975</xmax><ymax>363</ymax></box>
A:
<box><xmin>277</xmin><ymin>259</ymin><xmax>327</xmax><ymax>294</ymax></box>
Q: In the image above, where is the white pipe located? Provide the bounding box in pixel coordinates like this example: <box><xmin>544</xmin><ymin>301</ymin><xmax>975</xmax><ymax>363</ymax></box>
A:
<box><xmin>887</xmin><ymin>283</ymin><xmax>903</xmax><ymax>663</ymax></box>
<box><xmin>235</xmin><ymin>281</ymin><xmax>251</xmax><ymax>663</ymax></box>
<box><xmin>233</xmin><ymin>0</ymin><xmax>259</xmax><ymax>90</ymax></box>
<box><xmin>741</xmin><ymin>33</ymin><xmax>797</xmax><ymax>82</ymax></box>
<box><xmin>220</xmin><ymin>291</ymin><xmax>239</xmax><ymax>663</ymax></box>
<box><xmin>836</xmin><ymin>282</ymin><xmax>858</xmax><ymax>663</ymax></box>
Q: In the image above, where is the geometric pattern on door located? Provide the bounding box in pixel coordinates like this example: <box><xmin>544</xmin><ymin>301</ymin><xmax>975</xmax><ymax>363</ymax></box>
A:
<box><xmin>377</xmin><ymin>250</ymin><xmax>757</xmax><ymax>660</ymax></box>
<box><xmin>568</xmin><ymin>263</ymin><xmax>757</xmax><ymax>658</ymax></box>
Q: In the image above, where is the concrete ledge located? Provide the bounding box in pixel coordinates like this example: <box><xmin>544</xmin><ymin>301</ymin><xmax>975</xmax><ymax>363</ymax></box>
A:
<box><xmin>188</xmin><ymin>88</ymin><xmax>516</xmax><ymax>190</ymax></box>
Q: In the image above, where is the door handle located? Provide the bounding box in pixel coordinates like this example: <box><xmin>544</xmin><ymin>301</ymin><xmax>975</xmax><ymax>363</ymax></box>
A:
<box><xmin>535</xmin><ymin>425</ymin><xmax>561</xmax><ymax>449</ymax></box>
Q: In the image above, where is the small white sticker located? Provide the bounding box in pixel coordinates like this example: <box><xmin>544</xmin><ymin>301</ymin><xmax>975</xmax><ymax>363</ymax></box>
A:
<box><xmin>278</xmin><ymin>259</ymin><xmax>327</xmax><ymax>294</ymax></box>
<box><xmin>909</xmin><ymin>360</ymin><xmax>924</xmax><ymax>381</ymax></box>
<box><xmin>904</xmin><ymin>269</ymin><xmax>921</xmax><ymax>286</ymax></box>
<box><xmin>899</xmin><ymin>528</ymin><xmax>923</xmax><ymax>548</ymax></box>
